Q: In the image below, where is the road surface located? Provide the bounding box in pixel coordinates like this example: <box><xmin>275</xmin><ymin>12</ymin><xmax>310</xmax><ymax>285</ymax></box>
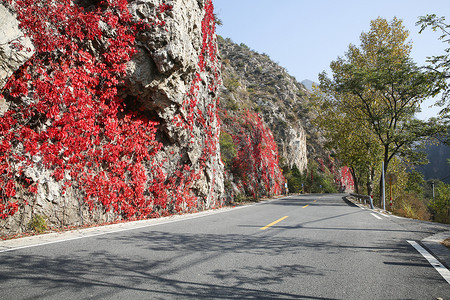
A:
<box><xmin>1</xmin><ymin>193</ymin><xmax>449</xmax><ymax>299</ymax></box>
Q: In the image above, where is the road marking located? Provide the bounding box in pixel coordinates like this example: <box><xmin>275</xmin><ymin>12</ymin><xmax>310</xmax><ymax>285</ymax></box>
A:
<box><xmin>379</xmin><ymin>212</ymin><xmax>390</xmax><ymax>217</ymax></box>
<box><xmin>0</xmin><ymin>205</ymin><xmax>250</xmax><ymax>253</ymax></box>
<box><xmin>303</xmin><ymin>204</ymin><xmax>309</xmax><ymax>208</ymax></box>
<box><xmin>370</xmin><ymin>213</ymin><xmax>382</xmax><ymax>220</ymax></box>
<box><xmin>260</xmin><ymin>216</ymin><xmax>288</xmax><ymax>230</ymax></box>
<box><xmin>408</xmin><ymin>240</ymin><xmax>450</xmax><ymax>285</ymax></box>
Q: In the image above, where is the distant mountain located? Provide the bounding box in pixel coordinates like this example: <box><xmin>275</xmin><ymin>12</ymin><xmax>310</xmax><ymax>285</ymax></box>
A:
<box><xmin>300</xmin><ymin>79</ymin><xmax>317</xmax><ymax>92</ymax></box>
<box><xmin>417</xmin><ymin>142</ymin><xmax>450</xmax><ymax>183</ymax></box>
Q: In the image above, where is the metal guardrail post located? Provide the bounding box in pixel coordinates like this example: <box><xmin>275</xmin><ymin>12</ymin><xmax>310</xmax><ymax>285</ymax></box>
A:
<box><xmin>350</xmin><ymin>193</ymin><xmax>374</xmax><ymax>209</ymax></box>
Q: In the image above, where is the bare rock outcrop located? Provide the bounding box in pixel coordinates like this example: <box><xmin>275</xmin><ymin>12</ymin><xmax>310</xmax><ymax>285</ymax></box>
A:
<box><xmin>125</xmin><ymin>0</ymin><xmax>223</xmax><ymax>208</ymax></box>
<box><xmin>219</xmin><ymin>37</ymin><xmax>308</xmax><ymax>173</ymax></box>
<box><xmin>0</xmin><ymin>2</ymin><xmax>34</xmax><ymax>114</ymax></box>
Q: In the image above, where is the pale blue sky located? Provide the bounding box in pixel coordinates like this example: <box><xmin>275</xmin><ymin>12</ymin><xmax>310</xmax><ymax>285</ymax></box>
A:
<box><xmin>213</xmin><ymin>0</ymin><xmax>449</xmax><ymax>120</ymax></box>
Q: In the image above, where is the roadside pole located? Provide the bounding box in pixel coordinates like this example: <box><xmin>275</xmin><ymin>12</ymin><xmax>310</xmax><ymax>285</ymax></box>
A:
<box><xmin>381</xmin><ymin>162</ymin><xmax>385</xmax><ymax>211</ymax></box>
<box><xmin>386</xmin><ymin>173</ymin><xmax>397</xmax><ymax>211</ymax></box>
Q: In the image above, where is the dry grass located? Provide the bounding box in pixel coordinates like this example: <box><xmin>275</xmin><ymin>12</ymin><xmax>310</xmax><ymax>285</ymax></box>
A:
<box><xmin>393</xmin><ymin>193</ymin><xmax>431</xmax><ymax>221</ymax></box>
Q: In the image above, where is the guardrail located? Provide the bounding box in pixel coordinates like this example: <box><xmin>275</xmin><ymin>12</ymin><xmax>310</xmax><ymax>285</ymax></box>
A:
<box><xmin>349</xmin><ymin>193</ymin><xmax>374</xmax><ymax>209</ymax></box>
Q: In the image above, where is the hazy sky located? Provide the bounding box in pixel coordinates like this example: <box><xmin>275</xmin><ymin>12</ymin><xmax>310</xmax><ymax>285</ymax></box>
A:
<box><xmin>213</xmin><ymin>0</ymin><xmax>449</xmax><ymax>120</ymax></box>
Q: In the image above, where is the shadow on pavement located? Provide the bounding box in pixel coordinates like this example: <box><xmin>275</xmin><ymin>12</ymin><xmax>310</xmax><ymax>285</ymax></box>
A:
<box><xmin>0</xmin><ymin>226</ymin><xmax>434</xmax><ymax>299</ymax></box>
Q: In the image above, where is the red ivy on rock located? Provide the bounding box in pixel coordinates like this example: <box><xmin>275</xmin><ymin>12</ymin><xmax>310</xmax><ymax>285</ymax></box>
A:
<box><xmin>339</xmin><ymin>166</ymin><xmax>354</xmax><ymax>191</ymax></box>
<box><xmin>168</xmin><ymin>0</ymin><xmax>221</xmax><ymax>209</ymax></box>
<box><xmin>229</xmin><ymin>111</ymin><xmax>285</xmax><ymax>199</ymax></box>
<box><xmin>0</xmin><ymin>0</ymin><xmax>220</xmax><ymax>220</ymax></box>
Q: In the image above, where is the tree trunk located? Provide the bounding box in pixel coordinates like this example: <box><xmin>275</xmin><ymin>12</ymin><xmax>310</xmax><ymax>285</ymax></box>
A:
<box><xmin>350</xmin><ymin>167</ymin><xmax>359</xmax><ymax>194</ymax></box>
<box><xmin>379</xmin><ymin>145</ymin><xmax>390</xmax><ymax>207</ymax></box>
<box><xmin>366</xmin><ymin>166</ymin><xmax>375</xmax><ymax>197</ymax></box>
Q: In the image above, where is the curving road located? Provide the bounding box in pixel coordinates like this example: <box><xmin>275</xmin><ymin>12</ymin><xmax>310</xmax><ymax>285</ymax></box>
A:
<box><xmin>1</xmin><ymin>193</ymin><xmax>449</xmax><ymax>299</ymax></box>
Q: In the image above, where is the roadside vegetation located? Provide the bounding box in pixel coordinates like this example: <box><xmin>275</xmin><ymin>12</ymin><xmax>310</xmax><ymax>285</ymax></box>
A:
<box><xmin>312</xmin><ymin>16</ymin><xmax>450</xmax><ymax>223</ymax></box>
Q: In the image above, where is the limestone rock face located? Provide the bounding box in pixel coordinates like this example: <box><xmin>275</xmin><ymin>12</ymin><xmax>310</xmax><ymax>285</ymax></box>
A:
<box><xmin>219</xmin><ymin>37</ymin><xmax>308</xmax><ymax>173</ymax></box>
<box><xmin>124</xmin><ymin>0</ymin><xmax>224</xmax><ymax>207</ymax></box>
<box><xmin>126</xmin><ymin>0</ymin><xmax>202</xmax><ymax>108</ymax></box>
<box><xmin>0</xmin><ymin>2</ymin><xmax>34</xmax><ymax>113</ymax></box>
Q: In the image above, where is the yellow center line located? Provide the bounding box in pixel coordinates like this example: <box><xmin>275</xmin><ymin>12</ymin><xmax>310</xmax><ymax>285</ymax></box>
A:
<box><xmin>303</xmin><ymin>204</ymin><xmax>309</xmax><ymax>208</ymax></box>
<box><xmin>260</xmin><ymin>216</ymin><xmax>288</xmax><ymax>230</ymax></box>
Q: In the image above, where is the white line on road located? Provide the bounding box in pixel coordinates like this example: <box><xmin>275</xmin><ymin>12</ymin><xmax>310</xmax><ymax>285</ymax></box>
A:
<box><xmin>407</xmin><ymin>240</ymin><xmax>450</xmax><ymax>285</ymax></box>
<box><xmin>0</xmin><ymin>205</ymin><xmax>250</xmax><ymax>254</ymax></box>
<box><xmin>370</xmin><ymin>213</ymin><xmax>383</xmax><ymax>220</ymax></box>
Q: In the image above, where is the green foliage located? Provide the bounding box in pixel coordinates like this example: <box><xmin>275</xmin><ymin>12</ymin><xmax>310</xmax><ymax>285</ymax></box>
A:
<box><xmin>234</xmin><ymin>193</ymin><xmax>248</xmax><ymax>203</ymax></box>
<box><xmin>226</xmin><ymin>99</ymin><xmax>239</xmax><ymax>111</ymax></box>
<box><xmin>417</xmin><ymin>14</ymin><xmax>450</xmax><ymax>117</ymax></box>
<box><xmin>304</xmin><ymin>161</ymin><xmax>338</xmax><ymax>193</ymax></box>
<box><xmin>428</xmin><ymin>181</ymin><xmax>450</xmax><ymax>224</ymax></box>
<box><xmin>239</xmin><ymin>43</ymin><xmax>250</xmax><ymax>50</ymax></box>
<box><xmin>405</xmin><ymin>171</ymin><xmax>425</xmax><ymax>195</ymax></box>
<box><xmin>314</xmin><ymin>17</ymin><xmax>447</xmax><ymax>200</ymax></box>
<box><xmin>311</xmin><ymin>172</ymin><xmax>338</xmax><ymax>193</ymax></box>
<box><xmin>219</xmin><ymin>131</ymin><xmax>237</xmax><ymax>169</ymax></box>
<box><xmin>277</xmin><ymin>119</ymin><xmax>288</xmax><ymax>131</ymax></box>
<box><xmin>214</xmin><ymin>13</ymin><xmax>223</xmax><ymax>26</ymax></box>
<box><xmin>283</xmin><ymin>165</ymin><xmax>305</xmax><ymax>193</ymax></box>
<box><xmin>28</xmin><ymin>214</ymin><xmax>47</xmax><ymax>233</ymax></box>
<box><xmin>224</xmin><ymin>77</ymin><xmax>240</xmax><ymax>91</ymax></box>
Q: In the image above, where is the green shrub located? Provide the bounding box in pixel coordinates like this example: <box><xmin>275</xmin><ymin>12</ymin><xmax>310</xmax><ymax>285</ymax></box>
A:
<box><xmin>28</xmin><ymin>214</ymin><xmax>47</xmax><ymax>233</ymax></box>
<box><xmin>224</xmin><ymin>77</ymin><xmax>240</xmax><ymax>91</ymax></box>
<box><xmin>234</xmin><ymin>193</ymin><xmax>247</xmax><ymax>203</ymax></box>
<box><xmin>219</xmin><ymin>131</ymin><xmax>237</xmax><ymax>169</ymax></box>
<box><xmin>428</xmin><ymin>182</ymin><xmax>450</xmax><ymax>224</ymax></box>
<box><xmin>303</xmin><ymin>161</ymin><xmax>338</xmax><ymax>193</ymax></box>
<box><xmin>405</xmin><ymin>171</ymin><xmax>425</xmax><ymax>196</ymax></box>
<box><xmin>283</xmin><ymin>165</ymin><xmax>304</xmax><ymax>193</ymax></box>
<box><xmin>226</xmin><ymin>100</ymin><xmax>239</xmax><ymax>111</ymax></box>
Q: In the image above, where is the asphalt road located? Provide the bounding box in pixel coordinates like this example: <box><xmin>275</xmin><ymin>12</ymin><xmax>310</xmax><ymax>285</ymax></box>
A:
<box><xmin>1</xmin><ymin>193</ymin><xmax>449</xmax><ymax>299</ymax></box>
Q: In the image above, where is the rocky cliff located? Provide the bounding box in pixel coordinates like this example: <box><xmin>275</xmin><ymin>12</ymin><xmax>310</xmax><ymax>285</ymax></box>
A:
<box><xmin>0</xmin><ymin>3</ymin><xmax>34</xmax><ymax>115</ymax></box>
<box><xmin>218</xmin><ymin>37</ymin><xmax>353</xmax><ymax>196</ymax></box>
<box><xmin>0</xmin><ymin>0</ymin><xmax>224</xmax><ymax>235</ymax></box>
<box><xmin>219</xmin><ymin>37</ymin><xmax>309</xmax><ymax>173</ymax></box>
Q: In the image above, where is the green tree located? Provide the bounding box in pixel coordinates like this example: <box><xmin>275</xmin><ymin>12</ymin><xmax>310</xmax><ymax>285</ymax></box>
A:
<box><xmin>405</xmin><ymin>170</ymin><xmax>425</xmax><ymax>196</ymax></box>
<box><xmin>312</xmin><ymin>88</ymin><xmax>381</xmax><ymax>195</ymax></box>
<box><xmin>417</xmin><ymin>14</ymin><xmax>450</xmax><ymax>117</ymax></box>
<box><xmin>315</xmin><ymin>17</ymin><xmax>445</xmax><ymax>198</ymax></box>
<box><xmin>428</xmin><ymin>181</ymin><xmax>450</xmax><ymax>224</ymax></box>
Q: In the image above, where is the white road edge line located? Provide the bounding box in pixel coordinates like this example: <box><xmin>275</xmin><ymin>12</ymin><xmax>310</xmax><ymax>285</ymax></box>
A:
<box><xmin>370</xmin><ymin>213</ymin><xmax>383</xmax><ymax>220</ymax></box>
<box><xmin>407</xmin><ymin>240</ymin><xmax>450</xmax><ymax>285</ymax></box>
<box><xmin>0</xmin><ymin>205</ymin><xmax>250</xmax><ymax>254</ymax></box>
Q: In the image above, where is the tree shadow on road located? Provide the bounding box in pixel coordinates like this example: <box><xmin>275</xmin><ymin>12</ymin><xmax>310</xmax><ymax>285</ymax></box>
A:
<box><xmin>0</xmin><ymin>242</ymin><xmax>333</xmax><ymax>300</ymax></box>
<box><xmin>0</xmin><ymin>225</ymin><xmax>447</xmax><ymax>299</ymax></box>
